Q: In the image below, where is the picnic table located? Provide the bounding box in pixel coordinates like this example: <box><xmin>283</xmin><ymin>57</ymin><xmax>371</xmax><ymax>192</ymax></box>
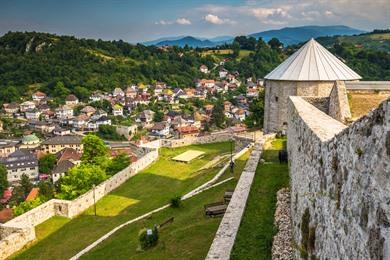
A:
<box><xmin>204</xmin><ymin>202</ymin><xmax>227</xmax><ymax>217</ymax></box>
<box><xmin>224</xmin><ymin>189</ymin><xmax>234</xmax><ymax>204</ymax></box>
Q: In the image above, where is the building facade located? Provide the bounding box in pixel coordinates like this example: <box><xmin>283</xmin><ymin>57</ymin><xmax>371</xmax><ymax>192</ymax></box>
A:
<box><xmin>41</xmin><ymin>135</ymin><xmax>83</xmax><ymax>154</ymax></box>
<box><xmin>0</xmin><ymin>149</ymin><xmax>39</xmax><ymax>183</ymax></box>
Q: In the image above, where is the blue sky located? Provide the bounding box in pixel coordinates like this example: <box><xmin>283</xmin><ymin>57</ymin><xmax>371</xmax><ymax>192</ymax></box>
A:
<box><xmin>0</xmin><ymin>0</ymin><xmax>389</xmax><ymax>42</ymax></box>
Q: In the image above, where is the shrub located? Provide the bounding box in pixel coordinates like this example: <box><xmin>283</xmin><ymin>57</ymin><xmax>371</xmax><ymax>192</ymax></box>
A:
<box><xmin>170</xmin><ymin>196</ymin><xmax>182</xmax><ymax>208</ymax></box>
<box><xmin>138</xmin><ymin>226</ymin><xmax>159</xmax><ymax>250</ymax></box>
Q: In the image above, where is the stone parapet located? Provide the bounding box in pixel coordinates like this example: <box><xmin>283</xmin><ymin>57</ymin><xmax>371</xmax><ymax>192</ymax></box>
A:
<box><xmin>287</xmin><ymin>96</ymin><xmax>389</xmax><ymax>259</ymax></box>
<box><xmin>206</xmin><ymin>141</ymin><xmax>264</xmax><ymax>260</ymax></box>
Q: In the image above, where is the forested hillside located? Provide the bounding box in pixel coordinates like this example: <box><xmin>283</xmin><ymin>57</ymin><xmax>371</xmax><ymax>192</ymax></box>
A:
<box><xmin>0</xmin><ymin>31</ymin><xmax>389</xmax><ymax>103</ymax></box>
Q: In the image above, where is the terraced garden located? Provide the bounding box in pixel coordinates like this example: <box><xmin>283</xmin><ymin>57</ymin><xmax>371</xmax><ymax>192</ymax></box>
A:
<box><xmin>12</xmin><ymin>142</ymin><xmax>246</xmax><ymax>260</ymax></box>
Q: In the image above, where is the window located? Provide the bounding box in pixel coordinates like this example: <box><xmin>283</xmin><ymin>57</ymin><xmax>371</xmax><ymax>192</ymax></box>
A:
<box><xmin>30</xmin><ymin>167</ymin><xmax>35</xmax><ymax>170</ymax></box>
<box><xmin>275</xmin><ymin>96</ymin><xmax>279</xmax><ymax>102</ymax></box>
<box><xmin>283</xmin><ymin>122</ymin><xmax>288</xmax><ymax>126</ymax></box>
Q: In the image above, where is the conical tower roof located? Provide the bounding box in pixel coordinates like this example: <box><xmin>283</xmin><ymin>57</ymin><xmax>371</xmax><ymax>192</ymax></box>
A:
<box><xmin>265</xmin><ymin>38</ymin><xmax>361</xmax><ymax>81</ymax></box>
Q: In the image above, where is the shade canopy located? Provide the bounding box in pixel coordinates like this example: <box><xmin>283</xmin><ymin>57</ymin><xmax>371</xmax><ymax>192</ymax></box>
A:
<box><xmin>265</xmin><ymin>38</ymin><xmax>361</xmax><ymax>81</ymax></box>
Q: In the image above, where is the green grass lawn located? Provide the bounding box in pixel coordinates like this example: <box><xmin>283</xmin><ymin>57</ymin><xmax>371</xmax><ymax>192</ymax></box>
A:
<box><xmin>231</xmin><ymin>138</ymin><xmax>289</xmax><ymax>260</ymax></box>
<box><xmin>81</xmin><ymin>149</ymin><xmax>251</xmax><ymax>260</ymax></box>
<box><xmin>12</xmin><ymin>142</ymin><xmax>232</xmax><ymax>260</ymax></box>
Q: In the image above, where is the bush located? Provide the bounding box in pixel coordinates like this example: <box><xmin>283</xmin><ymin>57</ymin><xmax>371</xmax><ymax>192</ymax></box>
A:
<box><xmin>170</xmin><ymin>196</ymin><xmax>182</xmax><ymax>208</ymax></box>
<box><xmin>138</xmin><ymin>226</ymin><xmax>159</xmax><ymax>250</ymax></box>
<box><xmin>13</xmin><ymin>197</ymin><xmax>43</xmax><ymax>216</ymax></box>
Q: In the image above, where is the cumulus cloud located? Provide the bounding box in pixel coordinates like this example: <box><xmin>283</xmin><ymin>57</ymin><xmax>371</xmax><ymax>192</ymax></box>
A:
<box><xmin>155</xmin><ymin>18</ymin><xmax>191</xmax><ymax>25</ymax></box>
<box><xmin>197</xmin><ymin>0</ymin><xmax>389</xmax><ymax>31</ymax></box>
<box><xmin>204</xmin><ymin>14</ymin><xmax>236</xmax><ymax>25</ymax></box>
<box><xmin>176</xmin><ymin>18</ymin><xmax>191</xmax><ymax>25</ymax></box>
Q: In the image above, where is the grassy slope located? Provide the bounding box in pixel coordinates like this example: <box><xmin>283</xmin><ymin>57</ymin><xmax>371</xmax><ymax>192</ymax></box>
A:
<box><xmin>349</xmin><ymin>92</ymin><xmax>390</xmax><ymax>120</ymax></box>
<box><xmin>12</xmin><ymin>142</ymin><xmax>231</xmax><ymax>260</ymax></box>
<box><xmin>82</xmin><ymin>150</ymin><xmax>251</xmax><ymax>260</ymax></box>
<box><xmin>231</xmin><ymin>138</ymin><xmax>289</xmax><ymax>260</ymax></box>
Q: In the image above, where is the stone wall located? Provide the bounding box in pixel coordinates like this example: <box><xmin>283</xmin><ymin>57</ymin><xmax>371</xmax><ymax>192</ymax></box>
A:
<box><xmin>0</xmin><ymin>148</ymin><xmax>159</xmax><ymax>260</ymax></box>
<box><xmin>160</xmin><ymin>133</ymin><xmax>252</xmax><ymax>152</ymax></box>
<box><xmin>206</xmin><ymin>140</ymin><xmax>264</xmax><ymax>259</ymax></box>
<box><xmin>264</xmin><ymin>80</ymin><xmax>336</xmax><ymax>133</ymax></box>
<box><xmin>329</xmin><ymin>81</ymin><xmax>352</xmax><ymax>123</ymax></box>
<box><xmin>287</xmin><ymin>96</ymin><xmax>389</xmax><ymax>259</ymax></box>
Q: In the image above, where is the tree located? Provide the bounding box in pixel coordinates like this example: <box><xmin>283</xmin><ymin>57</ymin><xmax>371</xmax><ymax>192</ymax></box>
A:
<box><xmin>58</xmin><ymin>164</ymin><xmax>107</xmax><ymax>200</ymax></box>
<box><xmin>38</xmin><ymin>181</ymin><xmax>54</xmax><ymax>201</ymax></box>
<box><xmin>211</xmin><ymin>101</ymin><xmax>225</xmax><ymax>128</ymax></box>
<box><xmin>107</xmin><ymin>153</ymin><xmax>131</xmax><ymax>175</ymax></box>
<box><xmin>97</xmin><ymin>125</ymin><xmax>125</xmax><ymax>141</ymax></box>
<box><xmin>268</xmin><ymin>38</ymin><xmax>283</xmax><ymax>50</ymax></box>
<box><xmin>245</xmin><ymin>91</ymin><xmax>265</xmax><ymax>128</ymax></box>
<box><xmin>81</xmin><ymin>135</ymin><xmax>108</xmax><ymax>164</ymax></box>
<box><xmin>153</xmin><ymin>110</ymin><xmax>164</xmax><ymax>122</ymax></box>
<box><xmin>20</xmin><ymin>174</ymin><xmax>33</xmax><ymax>198</ymax></box>
<box><xmin>0</xmin><ymin>165</ymin><xmax>8</xmax><ymax>195</ymax></box>
<box><xmin>39</xmin><ymin>154</ymin><xmax>57</xmax><ymax>174</ymax></box>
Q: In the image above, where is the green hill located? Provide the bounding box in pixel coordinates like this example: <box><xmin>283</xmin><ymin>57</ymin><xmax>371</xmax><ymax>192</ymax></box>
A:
<box><xmin>317</xmin><ymin>31</ymin><xmax>390</xmax><ymax>51</ymax></box>
<box><xmin>0</xmin><ymin>31</ymin><xmax>389</xmax><ymax>104</ymax></box>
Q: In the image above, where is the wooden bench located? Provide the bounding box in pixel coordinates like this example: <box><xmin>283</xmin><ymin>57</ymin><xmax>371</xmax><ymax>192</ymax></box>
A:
<box><xmin>224</xmin><ymin>189</ymin><xmax>234</xmax><ymax>204</ymax></box>
<box><xmin>204</xmin><ymin>202</ymin><xmax>227</xmax><ymax>217</ymax></box>
<box><xmin>158</xmin><ymin>217</ymin><xmax>174</xmax><ymax>229</ymax></box>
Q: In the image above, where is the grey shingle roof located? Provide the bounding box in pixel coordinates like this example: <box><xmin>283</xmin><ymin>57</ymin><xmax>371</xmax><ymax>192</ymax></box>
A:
<box><xmin>41</xmin><ymin>135</ymin><xmax>82</xmax><ymax>145</ymax></box>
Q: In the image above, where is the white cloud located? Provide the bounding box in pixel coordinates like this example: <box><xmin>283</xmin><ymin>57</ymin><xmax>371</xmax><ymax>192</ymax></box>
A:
<box><xmin>176</xmin><ymin>18</ymin><xmax>191</xmax><ymax>25</ymax></box>
<box><xmin>155</xmin><ymin>18</ymin><xmax>192</xmax><ymax>25</ymax></box>
<box><xmin>204</xmin><ymin>14</ymin><xmax>236</xmax><ymax>25</ymax></box>
<box><xmin>155</xmin><ymin>20</ymin><xmax>173</xmax><ymax>25</ymax></box>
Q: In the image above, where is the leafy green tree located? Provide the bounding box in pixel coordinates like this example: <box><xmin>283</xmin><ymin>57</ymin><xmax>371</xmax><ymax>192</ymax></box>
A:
<box><xmin>20</xmin><ymin>173</ymin><xmax>33</xmax><ymax>198</ymax></box>
<box><xmin>38</xmin><ymin>181</ymin><xmax>54</xmax><ymax>201</ymax></box>
<box><xmin>153</xmin><ymin>111</ymin><xmax>164</xmax><ymax>122</ymax></box>
<box><xmin>52</xmin><ymin>81</ymin><xmax>70</xmax><ymax>100</ymax></box>
<box><xmin>0</xmin><ymin>165</ymin><xmax>8</xmax><ymax>195</ymax></box>
<box><xmin>58</xmin><ymin>164</ymin><xmax>107</xmax><ymax>200</ymax></box>
<box><xmin>39</xmin><ymin>154</ymin><xmax>57</xmax><ymax>174</ymax></box>
<box><xmin>97</xmin><ymin>125</ymin><xmax>125</xmax><ymax>141</ymax></box>
<box><xmin>81</xmin><ymin>135</ymin><xmax>108</xmax><ymax>164</ymax></box>
<box><xmin>268</xmin><ymin>38</ymin><xmax>283</xmax><ymax>50</ymax></box>
<box><xmin>211</xmin><ymin>101</ymin><xmax>225</xmax><ymax>128</ymax></box>
<box><xmin>245</xmin><ymin>91</ymin><xmax>265</xmax><ymax>128</ymax></box>
<box><xmin>107</xmin><ymin>153</ymin><xmax>131</xmax><ymax>175</ymax></box>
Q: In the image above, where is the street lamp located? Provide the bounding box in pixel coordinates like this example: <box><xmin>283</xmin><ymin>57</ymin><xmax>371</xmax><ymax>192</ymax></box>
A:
<box><xmin>93</xmin><ymin>184</ymin><xmax>96</xmax><ymax>216</ymax></box>
<box><xmin>229</xmin><ymin>128</ymin><xmax>234</xmax><ymax>174</ymax></box>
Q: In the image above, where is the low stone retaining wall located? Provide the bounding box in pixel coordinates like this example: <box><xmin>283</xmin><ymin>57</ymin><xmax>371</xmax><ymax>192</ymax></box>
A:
<box><xmin>0</xmin><ymin>148</ymin><xmax>159</xmax><ymax>260</ymax></box>
<box><xmin>206</xmin><ymin>140</ymin><xmax>264</xmax><ymax>260</ymax></box>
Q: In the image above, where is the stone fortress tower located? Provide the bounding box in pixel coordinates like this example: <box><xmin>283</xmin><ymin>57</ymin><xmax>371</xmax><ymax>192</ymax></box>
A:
<box><xmin>263</xmin><ymin>38</ymin><xmax>361</xmax><ymax>133</ymax></box>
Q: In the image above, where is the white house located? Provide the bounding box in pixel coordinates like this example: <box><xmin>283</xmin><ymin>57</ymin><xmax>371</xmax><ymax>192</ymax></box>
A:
<box><xmin>219</xmin><ymin>68</ymin><xmax>228</xmax><ymax>79</ymax></box>
<box><xmin>113</xmin><ymin>87</ymin><xmax>125</xmax><ymax>97</ymax></box>
<box><xmin>20</xmin><ymin>101</ymin><xmax>36</xmax><ymax>112</ymax></box>
<box><xmin>150</xmin><ymin>122</ymin><xmax>170</xmax><ymax>138</ymax></box>
<box><xmin>112</xmin><ymin>104</ymin><xmax>124</xmax><ymax>116</ymax></box>
<box><xmin>200</xmin><ymin>64</ymin><xmax>209</xmax><ymax>74</ymax></box>
<box><xmin>65</xmin><ymin>94</ymin><xmax>79</xmax><ymax>106</ymax></box>
<box><xmin>25</xmin><ymin>109</ymin><xmax>41</xmax><ymax>120</ymax></box>
<box><xmin>55</xmin><ymin>105</ymin><xmax>73</xmax><ymax>120</ymax></box>
<box><xmin>32</xmin><ymin>91</ymin><xmax>47</xmax><ymax>102</ymax></box>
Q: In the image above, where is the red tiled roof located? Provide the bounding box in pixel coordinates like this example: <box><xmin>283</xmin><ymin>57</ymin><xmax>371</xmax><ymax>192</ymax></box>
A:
<box><xmin>0</xmin><ymin>208</ymin><xmax>13</xmax><ymax>223</ymax></box>
<box><xmin>56</xmin><ymin>148</ymin><xmax>82</xmax><ymax>162</ymax></box>
<box><xmin>177</xmin><ymin>126</ymin><xmax>199</xmax><ymax>134</ymax></box>
<box><xmin>25</xmin><ymin>188</ymin><xmax>39</xmax><ymax>202</ymax></box>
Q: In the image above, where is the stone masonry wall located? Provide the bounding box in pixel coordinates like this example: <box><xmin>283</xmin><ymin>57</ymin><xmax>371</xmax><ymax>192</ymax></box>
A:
<box><xmin>287</xmin><ymin>96</ymin><xmax>390</xmax><ymax>259</ymax></box>
<box><xmin>206</xmin><ymin>140</ymin><xmax>264</xmax><ymax>260</ymax></box>
<box><xmin>0</xmin><ymin>148</ymin><xmax>159</xmax><ymax>260</ymax></box>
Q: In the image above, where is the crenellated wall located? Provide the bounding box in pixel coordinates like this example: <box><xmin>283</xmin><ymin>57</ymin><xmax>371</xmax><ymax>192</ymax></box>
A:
<box><xmin>287</xmin><ymin>96</ymin><xmax>390</xmax><ymax>259</ymax></box>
